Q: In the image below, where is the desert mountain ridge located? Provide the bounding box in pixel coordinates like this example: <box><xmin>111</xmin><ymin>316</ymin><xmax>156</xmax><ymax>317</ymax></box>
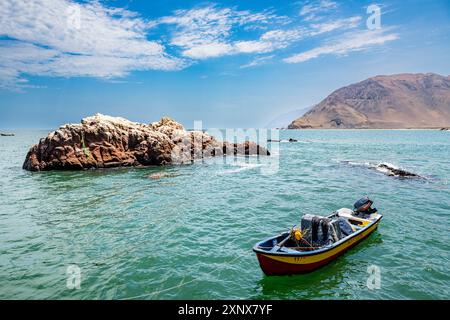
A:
<box><xmin>288</xmin><ymin>73</ymin><xmax>450</xmax><ymax>129</ymax></box>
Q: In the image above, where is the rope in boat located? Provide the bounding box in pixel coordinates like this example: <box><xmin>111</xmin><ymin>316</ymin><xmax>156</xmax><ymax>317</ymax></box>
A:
<box><xmin>259</xmin><ymin>228</ymin><xmax>325</xmax><ymax>250</ymax></box>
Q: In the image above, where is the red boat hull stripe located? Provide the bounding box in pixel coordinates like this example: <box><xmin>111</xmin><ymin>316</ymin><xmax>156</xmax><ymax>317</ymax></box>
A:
<box><xmin>256</xmin><ymin>226</ymin><xmax>378</xmax><ymax>275</ymax></box>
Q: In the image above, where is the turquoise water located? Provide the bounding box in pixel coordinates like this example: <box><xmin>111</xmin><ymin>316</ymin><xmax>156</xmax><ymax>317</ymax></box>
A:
<box><xmin>0</xmin><ymin>129</ymin><xmax>449</xmax><ymax>299</ymax></box>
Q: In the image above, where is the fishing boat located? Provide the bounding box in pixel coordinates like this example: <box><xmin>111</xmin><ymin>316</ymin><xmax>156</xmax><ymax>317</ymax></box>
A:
<box><xmin>253</xmin><ymin>197</ymin><xmax>382</xmax><ymax>275</ymax></box>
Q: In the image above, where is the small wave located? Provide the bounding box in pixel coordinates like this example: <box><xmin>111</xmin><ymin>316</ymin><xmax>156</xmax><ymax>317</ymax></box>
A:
<box><xmin>268</xmin><ymin>139</ymin><xmax>309</xmax><ymax>143</ymax></box>
<box><xmin>279</xmin><ymin>140</ymin><xmax>311</xmax><ymax>144</ymax></box>
<box><xmin>339</xmin><ymin>160</ymin><xmax>372</xmax><ymax>167</ymax></box>
<box><xmin>219</xmin><ymin>163</ymin><xmax>264</xmax><ymax>175</ymax></box>
<box><xmin>148</xmin><ymin>172</ymin><xmax>180</xmax><ymax>180</ymax></box>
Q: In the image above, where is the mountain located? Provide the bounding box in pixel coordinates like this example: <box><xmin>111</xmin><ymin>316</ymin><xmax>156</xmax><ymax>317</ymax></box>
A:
<box><xmin>266</xmin><ymin>106</ymin><xmax>312</xmax><ymax>128</ymax></box>
<box><xmin>288</xmin><ymin>73</ymin><xmax>450</xmax><ymax>129</ymax></box>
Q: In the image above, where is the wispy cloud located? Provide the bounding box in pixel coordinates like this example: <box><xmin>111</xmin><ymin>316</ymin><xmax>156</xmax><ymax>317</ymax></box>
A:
<box><xmin>283</xmin><ymin>28</ymin><xmax>399</xmax><ymax>64</ymax></box>
<box><xmin>160</xmin><ymin>5</ymin><xmax>362</xmax><ymax>60</ymax></box>
<box><xmin>0</xmin><ymin>0</ymin><xmax>185</xmax><ymax>90</ymax></box>
<box><xmin>240</xmin><ymin>55</ymin><xmax>275</xmax><ymax>69</ymax></box>
<box><xmin>0</xmin><ymin>1</ymin><xmax>399</xmax><ymax>91</ymax></box>
<box><xmin>300</xmin><ymin>0</ymin><xmax>338</xmax><ymax>21</ymax></box>
<box><xmin>237</xmin><ymin>16</ymin><xmax>362</xmax><ymax>54</ymax></box>
<box><xmin>158</xmin><ymin>5</ymin><xmax>288</xmax><ymax>59</ymax></box>
<box><xmin>310</xmin><ymin>16</ymin><xmax>361</xmax><ymax>34</ymax></box>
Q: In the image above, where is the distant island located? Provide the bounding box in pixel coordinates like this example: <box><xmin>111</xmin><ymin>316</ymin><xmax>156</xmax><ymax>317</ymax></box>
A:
<box><xmin>288</xmin><ymin>73</ymin><xmax>450</xmax><ymax>129</ymax></box>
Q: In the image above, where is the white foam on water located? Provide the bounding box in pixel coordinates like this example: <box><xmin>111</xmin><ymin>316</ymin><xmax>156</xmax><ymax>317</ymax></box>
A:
<box><xmin>374</xmin><ymin>162</ymin><xmax>402</xmax><ymax>175</ymax></box>
<box><xmin>374</xmin><ymin>165</ymin><xmax>391</xmax><ymax>175</ymax></box>
<box><xmin>377</xmin><ymin>162</ymin><xmax>400</xmax><ymax>169</ymax></box>
<box><xmin>341</xmin><ymin>160</ymin><xmax>425</xmax><ymax>179</ymax></box>
<box><xmin>279</xmin><ymin>140</ymin><xmax>311</xmax><ymax>144</ymax></box>
<box><xmin>340</xmin><ymin>160</ymin><xmax>415</xmax><ymax>176</ymax></box>
<box><xmin>338</xmin><ymin>160</ymin><xmax>372</xmax><ymax>168</ymax></box>
<box><xmin>268</xmin><ymin>149</ymin><xmax>280</xmax><ymax>157</ymax></box>
<box><xmin>219</xmin><ymin>162</ymin><xmax>264</xmax><ymax>175</ymax></box>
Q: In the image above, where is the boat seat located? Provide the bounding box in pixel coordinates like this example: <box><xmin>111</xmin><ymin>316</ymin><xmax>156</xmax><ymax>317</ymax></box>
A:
<box><xmin>336</xmin><ymin>208</ymin><xmax>380</xmax><ymax>221</ymax></box>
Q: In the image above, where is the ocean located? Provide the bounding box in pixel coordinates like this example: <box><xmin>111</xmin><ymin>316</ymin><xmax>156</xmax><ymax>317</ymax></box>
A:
<box><xmin>0</xmin><ymin>129</ymin><xmax>449</xmax><ymax>299</ymax></box>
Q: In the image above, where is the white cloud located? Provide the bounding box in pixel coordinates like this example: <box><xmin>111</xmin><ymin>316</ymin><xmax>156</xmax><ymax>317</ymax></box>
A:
<box><xmin>0</xmin><ymin>1</ymin><xmax>399</xmax><ymax>90</ymax></box>
<box><xmin>0</xmin><ymin>0</ymin><xmax>185</xmax><ymax>90</ymax></box>
<box><xmin>159</xmin><ymin>5</ymin><xmax>362</xmax><ymax>60</ymax></box>
<box><xmin>300</xmin><ymin>0</ymin><xmax>338</xmax><ymax>21</ymax></box>
<box><xmin>183</xmin><ymin>43</ymin><xmax>233</xmax><ymax>60</ymax></box>
<box><xmin>310</xmin><ymin>16</ymin><xmax>361</xmax><ymax>34</ymax></box>
<box><xmin>232</xmin><ymin>28</ymin><xmax>308</xmax><ymax>54</ymax></box>
<box><xmin>158</xmin><ymin>5</ymin><xmax>289</xmax><ymax>59</ymax></box>
<box><xmin>284</xmin><ymin>28</ymin><xmax>399</xmax><ymax>64</ymax></box>
<box><xmin>240</xmin><ymin>55</ymin><xmax>275</xmax><ymax>69</ymax></box>
<box><xmin>237</xmin><ymin>16</ymin><xmax>362</xmax><ymax>54</ymax></box>
<box><xmin>260</xmin><ymin>28</ymin><xmax>306</xmax><ymax>44</ymax></box>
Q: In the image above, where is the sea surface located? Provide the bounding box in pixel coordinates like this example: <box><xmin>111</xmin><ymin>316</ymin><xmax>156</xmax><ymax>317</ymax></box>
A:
<box><xmin>0</xmin><ymin>129</ymin><xmax>449</xmax><ymax>299</ymax></box>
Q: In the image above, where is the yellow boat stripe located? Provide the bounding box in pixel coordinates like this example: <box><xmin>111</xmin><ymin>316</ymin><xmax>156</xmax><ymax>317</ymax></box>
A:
<box><xmin>260</xmin><ymin>221</ymin><xmax>380</xmax><ymax>265</ymax></box>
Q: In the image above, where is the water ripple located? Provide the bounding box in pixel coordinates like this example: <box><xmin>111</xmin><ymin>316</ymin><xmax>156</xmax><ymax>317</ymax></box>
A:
<box><xmin>0</xmin><ymin>130</ymin><xmax>449</xmax><ymax>299</ymax></box>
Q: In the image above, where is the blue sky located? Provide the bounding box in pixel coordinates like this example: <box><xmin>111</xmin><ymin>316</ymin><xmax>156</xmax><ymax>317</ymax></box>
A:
<box><xmin>0</xmin><ymin>0</ymin><xmax>449</xmax><ymax>128</ymax></box>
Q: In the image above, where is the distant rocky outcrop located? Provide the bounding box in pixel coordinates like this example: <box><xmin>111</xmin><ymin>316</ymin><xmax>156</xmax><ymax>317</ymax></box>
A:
<box><xmin>23</xmin><ymin>114</ymin><xmax>269</xmax><ymax>171</ymax></box>
<box><xmin>1</xmin><ymin>133</ymin><xmax>15</xmax><ymax>136</ymax></box>
<box><xmin>289</xmin><ymin>73</ymin><xmax>450</xmax><ymax>129</ymax></box>
<box><xmin>341</xmin><ymin>161</ymin><xmax>424</xmax><ymax>179</ymax></box>
<box><xmin>376</xmin><ymin>163</ymin><xmax>421</xmax><ymax>178</ymax></box>
<box><xmin>267</xmin><ymin>138</ymin><xmax>298</xmax><ymax>143</ymax></box>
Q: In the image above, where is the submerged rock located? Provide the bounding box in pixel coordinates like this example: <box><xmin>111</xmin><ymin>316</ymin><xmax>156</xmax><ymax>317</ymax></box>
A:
<box><xmin>341</xmin><ymin>160</ymin><xmax>424</xmax><ymax>179</ymax></box>
<box><xmin>23</xmin><ymin>114</ymin><xmax>270</xmax><ymax>171</ymax></box>
<box><xmin>376</xmin><ymin>164</ymin><xmax>421</xmax><ymax>178</ymax></box>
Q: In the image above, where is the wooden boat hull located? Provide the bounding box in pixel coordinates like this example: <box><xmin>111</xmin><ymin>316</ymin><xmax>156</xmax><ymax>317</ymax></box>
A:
<box><xmin>254</xmin><ymin>218</ymin><xmax>381</xmax><ymax>276</ymax></box>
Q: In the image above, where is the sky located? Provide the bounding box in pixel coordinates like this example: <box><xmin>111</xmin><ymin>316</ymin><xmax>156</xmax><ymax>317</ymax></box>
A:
<box><xmin>0</xmin><ymin>0</ymin><xmax>449</xmax><ymax>129</ymax></box>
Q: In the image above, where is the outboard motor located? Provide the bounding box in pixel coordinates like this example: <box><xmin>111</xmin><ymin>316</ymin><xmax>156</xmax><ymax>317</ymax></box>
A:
<box><xmin>354</xmin><ymin>196</ymin><xmax>377</xmax><ymax>216</ymax></box>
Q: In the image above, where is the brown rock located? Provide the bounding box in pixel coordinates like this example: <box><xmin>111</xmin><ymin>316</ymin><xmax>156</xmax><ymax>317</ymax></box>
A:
<box><xmin>23</xmin><ymin>114</ymin><xmax>270</xmax><ymax>171</ymax></box>
<box><xmin>377</xmin><ymin>164</ymin><xmax>421</xmax><ymax>178</ymax></box>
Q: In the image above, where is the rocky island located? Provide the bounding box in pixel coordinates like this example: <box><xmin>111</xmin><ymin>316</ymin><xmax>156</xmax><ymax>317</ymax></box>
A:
<box><xmin>23</xmin><ymin>114</ymin><xmax>269</xmax><ymax>171</ymax></box>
